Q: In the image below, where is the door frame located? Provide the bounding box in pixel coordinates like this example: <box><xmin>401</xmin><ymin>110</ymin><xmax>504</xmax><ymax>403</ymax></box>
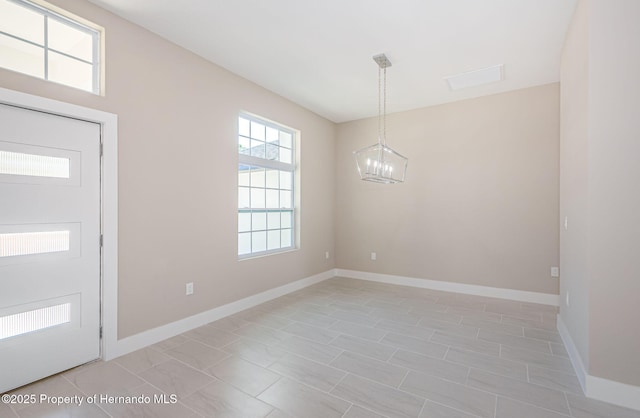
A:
<box><xmin>0</xmin><ymin>87</ymin><xmax>120</xmax><ymax>361</ymax></box>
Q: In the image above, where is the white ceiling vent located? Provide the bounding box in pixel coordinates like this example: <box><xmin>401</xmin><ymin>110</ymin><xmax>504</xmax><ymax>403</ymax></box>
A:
<box><xmin>445</xmin><ymin>65</ymin><xmax>504</xmax><ymax>91</ymax></box>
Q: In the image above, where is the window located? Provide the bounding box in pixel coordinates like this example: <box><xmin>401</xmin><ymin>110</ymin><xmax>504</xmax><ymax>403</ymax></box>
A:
<box><xmin>0</xmin><ymin>0</ymin><xmax>101</xmax><ymax>93</ymax></box>
<box><xmin>238</xmin><ymin>114</ymin><xmax>296</xmax><ymax>257</ymax></box>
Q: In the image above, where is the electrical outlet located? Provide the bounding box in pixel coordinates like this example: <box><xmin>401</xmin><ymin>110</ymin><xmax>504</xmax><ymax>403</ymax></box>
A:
<box><xmin>325</xmin><ymin>251</ymin><xmax>330</xmax><ymax>259</ymax></box>
<box><xmin>565</xmin><ymin>292</ymin><xmax>570</xmax><ymax>307</ymax></box>
<box><xmin>186</xmin><ymin>282</ymin><xmax>194</xmax><ymax>296</ymax></box>
<box><xmin>371</xmin><ymin>252</ymin><xmax>377</xmax><ymax>261</ymax></box>
<box><xmin>551</xmin><ymin>267</ymin><xmax>559</xmax><ymax>278</ymax></box>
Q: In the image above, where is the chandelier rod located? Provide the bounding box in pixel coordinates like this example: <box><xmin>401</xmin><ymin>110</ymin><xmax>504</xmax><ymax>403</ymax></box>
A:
<box><xmin>373</xmin><ymin>54</ymin><xmax>391</xmax><ymax>146</ymax></box>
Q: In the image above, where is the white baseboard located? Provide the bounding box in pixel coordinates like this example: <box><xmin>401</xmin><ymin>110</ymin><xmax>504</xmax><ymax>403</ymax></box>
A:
<box><xmin>105</xmin><ymin>269</ymin><xmax>334</xmax><ymax>360</ymax></box>
<box><xmin>587</xmin><ymin>375</ymin><xmax>640</xmax><ymax>412</ymax></box>
<box><xmin>558</xmin><ymin>314</ymin><xmax>640</xmax><ymax>412</ymax></box>
<box><xmin>336</xmin><ymin>269</ymin><xmax>559</xmax><ymax>306</ymax></box>
<box><xmin>557</xmin><ymin>314</ymin><xmax>588</xmax><ymax>391</ymax></box>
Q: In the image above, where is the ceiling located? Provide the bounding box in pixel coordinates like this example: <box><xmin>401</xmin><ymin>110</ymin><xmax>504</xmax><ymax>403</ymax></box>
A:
<box><xmin>88</xmin><ymin>0</ymin><xmax>578</xmax><ymax>123</ymax></box>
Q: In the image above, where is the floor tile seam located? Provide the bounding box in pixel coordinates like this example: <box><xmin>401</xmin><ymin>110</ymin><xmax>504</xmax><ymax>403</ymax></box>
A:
<box><xmin>464</xmin><ymin>363</ymin><xmax>472</xmax><ymax>385</ymax></box>
<box><xmin>278</xmin><ymin>331</ymin><xmax>338</xmax><ymax>350</ymax></box>
<box><xmin>396</xmin><ymin>368</ymin><xmax>412</xmax><ymax>391</ymax></box>
<box><xmin>262</xmin><ymin>372</ymin><xmax>356</xmax><ymax>411</ymax></box>
<box><xmin>293</xmin><ymin>318</ymin><xmax>341</xmax><ymax>329</ymax></box>
<box><xmin>331</xmin><ymin>307</ymin><xmax>375</xmax><ymax>316</ymax></box>
<box><xmin>172</xmin><ymin>334</ymin><xmax>226</xmax><ymax>351</ymax></box>
<box><xmin>522</xmin><ymin>323</ymin><xmax>563</xmax><ymax>335</ymax></box>
<box><xmin>185</xmin><ymin>333</ymin><xmax>242</xmax><ymax>351</ymax></box>
<box><xmin>501</xmin><ymin>312</ymin><xmax>544</xmax><ymax>323</ymax></box>
<box><xmin>252</xmin><ymin>373</ymin><xmax>284</xmax><ymax>399</ymax></box>
<box><xmin>403</xmin><ymin>366</ymin><xmax>496</xmax><ymax>391</ymax></box>
<box><xmin>465</xmin><ymin>367</ymin><xmax>573</xmax><ymax>414</ymax></box>
<box><xmin>335</xmin><ymin>371</ymin><xmax>430</xmax><ymax>403</ymax></box>
<box><xmin>175</xmin><ymin>395</ymin><xmax>208</xmax><ymax>418</ymax></box>
<box><xmin>525</xmin><ymin>327</ymin><xmax>564</xmax><ymax>345</ymax></box>
<box><xmin>339</xmin><ymin>404</ymin><xmax>354</xmax><ymax>418</ymax></box>
<box><xmin>523</xmin><ymin>376</ymin><xmax>584</xmax><ymax>397</ymax></box>
<box><xmin>181</xmin><ymin>382</ymin><xmax>271</xmax><ymax>418</ymax></box>
<box><xmin>496</xmin><ymin>352</ymin><xmax>577</xmax><ymax>376</ymax></box>
<box><xmin>81</xmin><ymin>361</ymin><xmax>149</xmax><ymax>393</ymax></box>
<box><xmin>331</xmin><ymin>317</ymin><xmax>379</xmax><ymax>329</ymax></box>
<box><xmin>416</xmin><ymin>395</ymin><xmax>428</xmax><ymax>418</ymax></box>
<box><xmin>61</xmin><ymin>370</ymin><xmax>91</xmax><ymax>397</ymax></box>
<box><xmin>273</xmin><ymin>339</ymin><xmax>346</xmax><ymax>365</ymax></box>
<box><xmin>476</xmin><ymin>336</ymin><xmax>554</xmax><ymax>355</ymax></box>
<box><xmin>142</xmin><ymin>364</ymin><xmax>218</xmax><ymax>401</ymax></box>
<box><xmin>271</xmin><ymin>351</ymin><xmax>353</xmax><ymax>384</ymax></box>
<box><xmin>129</xmin><ymin>375</ymin><xmax>199</xmax><ymax>412</ymax></box>
<box><xmin>216</xmin><ymin>343</ymin><xmax>284</xmax><ymax>369</ymax></box>
<box><xmin>374</xmin><ymin>323</ymin><xmax>436</xmax><ymax>338</ymax></box>
<box><xmin>231</xmin><ymin>318</ymin><xmax>289</xmax><ymax>332</ymax></box>
<box><xmin>444</xmin><ymin>355</ymin><xmax>527</xmax><ymax>383</ymax></box>
<box><xmin>228</xmin><ymin>329</ymin><xmax>290</xmax><ymax>347</ymax></box>
<box><xmin>427</xmin><ymin>399</ymin><xmax>486</xmax><ymax>418</ymax></box>
<box><xmin>437</xmin><ymin>343</ymin><xmax>501</xmax><ymax>359</ymax></box>
<box><xmin>341</xmin><ymin>403</ymin><xmax>393</xmax><ymax>418</ymax></box>
<box><xmin>563</xmin><ymin>391</ymin><xmax>577</xmax><ymax>417</ymax></box>
<box><xmin>495</xmin><ymin>395</ymin><xmax>573</xmax><ymax>418</ymax></box>
<box><xmin>161</xmin><ymin>341</ymin><xmax>230</xmax><ymax>366</ymax></box>
<box><xmin>516</xmin><ymin>364</ymin><xmax>579</xmax><ymax>382</ymax></box>
<box><xmin>154</xmin><ymin>348</ymin><xmax>229</xmax><ymax>378</ymax></box>
<box><xmin>327</xmin><ymin>370</ymin><xmax>349</xmax><ymax>393</ymax></box>
<box><xmin>328</xmin><ymin>375</ymin><xmax>426</xmax><ymax>417</ymax></box>
<box><xmin>208</xmin><ymin>363</ymin><xmax>286</xmax><ymax>396</ymax></box>
<box><xmin>6</xmin><ymin>404</ymin><xmax>19</xmax><ymax>418</ymax></box>
<box><xmin>94</xmin><ymin>401</ymin><xmax>116</xmax><ymax>418</ymax></box>
<box><xmin>330</xmin><ymin>343</ymin><xmax>393</xmax><ymax>363</ymax></box>
<box><xmin>375</xmin><ymin>335</ymin><xmax>450</xmax><ymax>359</ymax></box>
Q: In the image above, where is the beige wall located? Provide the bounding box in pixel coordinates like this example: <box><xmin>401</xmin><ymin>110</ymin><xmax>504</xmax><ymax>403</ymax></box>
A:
<box><xmin>0</xmin><ymin>0</ymin><xmax>335</xmax><ymax>338</ymax></box>
<box><xmin>561</xmin><ymin>0</ymin><xmax>640</xmax><ymax>387</ymax></box>
<box><xmin>587</xmin><ymin>0</ymin><xmax>640</xmax><ymax>386</ymax></box>
<box><xmin>335</xmin><ymin>84</ymin><xmax>560</xmax><ymax>295</ymax></box>
<box><xmin>559</xmin><ymin>0</ymin><xmax>590</xmax><ymax>367</ymax></box>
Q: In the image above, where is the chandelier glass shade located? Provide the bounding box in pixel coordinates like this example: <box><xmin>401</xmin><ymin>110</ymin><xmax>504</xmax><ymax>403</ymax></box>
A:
<box><xmin>354</xmin><ymin>54</ymin><xmax>408</xmax><ymax>184</ymax></box>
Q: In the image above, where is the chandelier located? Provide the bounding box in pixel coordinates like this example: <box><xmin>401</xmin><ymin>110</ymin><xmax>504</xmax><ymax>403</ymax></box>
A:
<box><xmin>354</xmin><ymin>53</ymin><xmax>408</xmax><ymax>184</ymax></box>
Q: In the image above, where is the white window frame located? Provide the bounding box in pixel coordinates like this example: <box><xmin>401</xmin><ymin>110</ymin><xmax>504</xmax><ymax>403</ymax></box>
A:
<box><xmin>237</xmin><ymin>113</ymin><xmax>297</xmax><ymax>259</ymax></box>
<box><xmin>0</xmin><ymin>0</ymin><xmax>101</xmax><ymax>94</ymax></box>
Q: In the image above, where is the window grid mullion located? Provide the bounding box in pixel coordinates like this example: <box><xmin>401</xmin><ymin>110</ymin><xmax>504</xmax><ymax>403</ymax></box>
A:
<box><xmin>238</xmin><ymin>114</ymin><xmax>295</xmax><ymax>258</ymax></box>
<box><xmin>48</xmin><ymin>47</ymin><xmax>94</xmax><ymax>65</ymax></box>
<box><xmin>0</xmin><ymin>30</ymin><xmax>43</xmax><ymax>48</ymax></box>
<box><xmin>3</xmin><ymin>0</ymin><xmax>101</xmax><ymax>93</ymax></box>
<box><xmin>43</xmin><ymin>15</ymin><xmax>48</xmax><ymax>80</ymax></box>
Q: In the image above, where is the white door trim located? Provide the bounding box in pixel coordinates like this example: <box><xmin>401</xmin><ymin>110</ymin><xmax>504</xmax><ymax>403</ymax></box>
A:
<box><xmin>0</xmin><ymin>87</ymin><xmax>119</xmax><ymax>361</ymax></box>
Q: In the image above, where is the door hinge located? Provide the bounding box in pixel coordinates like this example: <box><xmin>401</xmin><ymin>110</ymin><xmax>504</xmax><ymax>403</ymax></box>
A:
<box><xmin>99</xmin><ymin>326</ymin><xmax>103</xmax><ymax>338</ymax></box>
<box><xmin>100</xmin><ymin>234</ymin><xmax>103</xmax><ymax>247</ymax></box>
<box><xmin>100</xmin><ymin>143</ymin><xmax>104</xmax><ymax>157</ymax></box>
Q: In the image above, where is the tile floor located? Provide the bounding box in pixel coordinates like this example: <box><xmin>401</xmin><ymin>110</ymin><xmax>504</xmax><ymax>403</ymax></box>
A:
<box><xmin>3</xmin><ymin>277</ymin><xmax>640</xmax><ymax>418</ymax></box>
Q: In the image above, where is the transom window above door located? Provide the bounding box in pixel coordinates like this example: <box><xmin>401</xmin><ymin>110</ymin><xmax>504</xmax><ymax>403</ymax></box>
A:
<box><xmin>0</xmin><ymin>0</ymin><xmax>102</xmax><ymax>93</ymax></box>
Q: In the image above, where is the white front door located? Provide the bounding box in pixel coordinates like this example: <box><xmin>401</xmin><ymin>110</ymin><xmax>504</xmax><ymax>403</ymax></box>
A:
<box><xmin>0</xmin><ymin>103</ymin><xmax>101</xmax><ymax>392</ymax></box>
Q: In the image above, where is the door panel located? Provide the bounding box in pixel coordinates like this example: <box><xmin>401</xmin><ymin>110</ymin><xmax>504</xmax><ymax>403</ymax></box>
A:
<box><xmin>0</xmin><ymin>103</ymin><xmax>100</xmax><ymax>392</ymax></box>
